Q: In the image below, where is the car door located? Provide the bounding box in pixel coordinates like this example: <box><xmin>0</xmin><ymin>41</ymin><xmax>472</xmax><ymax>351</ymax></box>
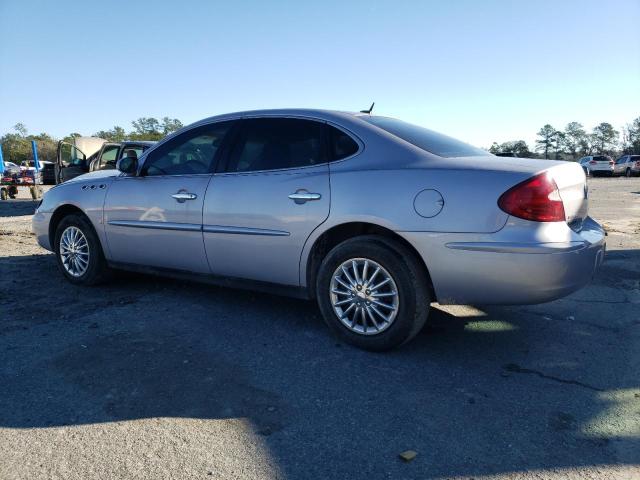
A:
<box><xmin>202</xmin><ymin>117</ymin><xmax>331</xmax><ymax>286</ymax></box>
<box><xmin>103</xmin><ymin>122</ymin><xmax>234</xmax><ymax>273</ymax></box>
<box><xmin>56</xmin><ymin>141</ymin><xmax>89</xmax><ymax>183</ymax></box>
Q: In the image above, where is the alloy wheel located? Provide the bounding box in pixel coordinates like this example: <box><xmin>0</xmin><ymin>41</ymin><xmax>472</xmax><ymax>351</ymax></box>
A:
<box><xmin>59</xmin><ymin>226</ymin><xmax>90</xmax><ymax>277</ymax></box>
<box><xmin>330</xmin><ymin>258</ymin><xmax>399</xmax><ymax>335</ymax></box>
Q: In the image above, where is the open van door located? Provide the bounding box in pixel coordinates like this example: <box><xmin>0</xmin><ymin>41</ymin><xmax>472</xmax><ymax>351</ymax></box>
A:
<box><xmin>55</xmin><ymin>137</ymin><xmax>106</xmax><ymax>183</ymax></box>
<box><xmin>56</xmin><ymin>141</ymin><xmax>88</xmax><ymax>183</ymax></box>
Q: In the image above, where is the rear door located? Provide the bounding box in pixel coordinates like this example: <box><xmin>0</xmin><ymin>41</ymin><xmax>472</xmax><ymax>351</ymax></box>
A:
<box><xmin>56</xmin><ymin>141</ymin><xmax>89</xmax><ymax>183</ymax></box>
<box><xmin>202</xmin><ymin>117</ymin><xmax>331</xmax><ymax>286</ymax></box>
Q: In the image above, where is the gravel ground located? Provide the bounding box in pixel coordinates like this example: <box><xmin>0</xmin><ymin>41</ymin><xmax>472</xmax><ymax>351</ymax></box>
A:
<box><xmin>0</xmin><ymin>178</ymin><xmax>638</xmax><ymax>480</ymax></box>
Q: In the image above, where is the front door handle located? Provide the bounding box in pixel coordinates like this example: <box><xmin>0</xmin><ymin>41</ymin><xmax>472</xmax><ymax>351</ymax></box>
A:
<box><xmin>288</xmin><ymin>190</ymin><xmax>322</xmax><ymax>204</ymax></box>
<box><xmin>171</xmin><ymin>192</ymin><xmax>198</xmax><ymax>202</ymax></box>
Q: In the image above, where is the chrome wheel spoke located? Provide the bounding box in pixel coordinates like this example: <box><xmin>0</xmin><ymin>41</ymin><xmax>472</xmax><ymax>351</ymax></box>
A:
<box><xmin>351</xmin><ymin>260</ymin><xmax>361</xmax><ymax>284</ymax></box>
<box><xmin>370</xmin><ymin>277</ymin><xmax>391</xmax><ymax>291</ymax></box>
<box><xmin>341</xmin><ymin>265</ymin><xmax>356</xmax><ymax>287</ymax></box>
<box><xmin>335</xmin><ymin>277</ymin><xmax>352</xmax><ymax>291</ymax></box>
<box><xmin>329</xmin><ymin>257</ymin><xmax>399</xmax><ymax>336</ymax></box>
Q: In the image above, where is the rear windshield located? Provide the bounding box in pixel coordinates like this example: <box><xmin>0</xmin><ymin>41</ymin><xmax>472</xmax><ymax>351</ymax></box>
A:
<box><xmin>361</xmin><ymin>116</ymin><xmax>487</xmax><ymax>158</ymax></box>
<box><xmin>593</xmin><ymin>156</ymin><xmax>609</xmax><ymax>161</ymax></box>
<box><xmin>631</xmin><ymin>156</ymin><xmax>640</xmax><ymax>161</ymax></box>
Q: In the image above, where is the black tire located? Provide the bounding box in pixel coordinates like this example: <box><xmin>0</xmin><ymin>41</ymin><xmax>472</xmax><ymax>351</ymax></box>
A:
<box><xmin>54</xmin><ymin>213</ymin><xmax>110</xmax><ymax>285</ymax></box>
<box><xmin>626</xmin><ymin>168</ymin><xmax>631</xmax><ymax>178</ymax></box>
<box><xmin>316</xmin><ymin>235</ymin><xmax>431</xmax><ymax>351</ymax></box>
<box><xmin>0</xmin><ymin>189</ymin><xmax>7</xmax><ymax>201</ymax></box>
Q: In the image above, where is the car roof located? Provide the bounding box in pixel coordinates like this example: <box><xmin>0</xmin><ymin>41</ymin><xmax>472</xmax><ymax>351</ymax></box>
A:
<box><xmin>191</xmin><ymin>108</ymin><xmax>366</xmax><ymax>127</ymax></box>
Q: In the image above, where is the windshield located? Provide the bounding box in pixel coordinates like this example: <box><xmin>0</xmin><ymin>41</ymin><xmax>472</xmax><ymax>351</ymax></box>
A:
<box><xmin>361</xmin><ymin>116</ymin><xmax>487</xmax><ymax>158</ymax></box>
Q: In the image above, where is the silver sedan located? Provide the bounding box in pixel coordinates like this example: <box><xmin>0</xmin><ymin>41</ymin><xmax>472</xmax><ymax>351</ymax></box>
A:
<box><xmin>33</xmin><ymin>109</ymin><xmax>606</xmax><ymax>350</ymax></box>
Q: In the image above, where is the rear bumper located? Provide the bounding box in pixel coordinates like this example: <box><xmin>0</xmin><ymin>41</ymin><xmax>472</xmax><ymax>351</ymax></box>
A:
<box><xmin>401</xmin><ymin>216</ymin><xmax>606</xmax><ymax>305</ymax></box>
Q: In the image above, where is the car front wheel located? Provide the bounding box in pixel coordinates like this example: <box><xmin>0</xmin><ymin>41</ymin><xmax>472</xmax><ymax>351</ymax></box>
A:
<box><xmin>54</xmin><ymin>214</ymin><xmax>110</xmax><ymax>285</ymax></box>
<box><xmin>316</xmin><ymin>235</ymin><xmax>431</xmax><ymax>351</ymax></box>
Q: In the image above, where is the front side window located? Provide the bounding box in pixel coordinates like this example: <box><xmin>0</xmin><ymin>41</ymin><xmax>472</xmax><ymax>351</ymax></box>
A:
<box><xmin>362</xmin><ymin>116</ymin><xmax>487</xmax><ymax>158</ymax></box>
<box><xmin>227</xmin><ymin>118</ymin><xmax>326</xmax><ymax>172</ymax></box>
<box><xmin>142</xmin><ymin>122</ymin><xmax>233</xmax><ymax>176</ymax></box>
<box><xmin>100</xmin><ymin>145</ymin><xmax>120</xmax><ymax>170</ymax></box>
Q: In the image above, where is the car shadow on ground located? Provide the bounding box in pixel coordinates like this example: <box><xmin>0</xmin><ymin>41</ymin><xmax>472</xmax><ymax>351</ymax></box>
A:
<box><xmin>0</xmin><ymin>250</ymin><xmax>638</xmax><ymax>478</ymax></box>
<box><xmin>0</xmin><ymin>198</ymin><xmax>40</xmax><ymax>218</ymax></box>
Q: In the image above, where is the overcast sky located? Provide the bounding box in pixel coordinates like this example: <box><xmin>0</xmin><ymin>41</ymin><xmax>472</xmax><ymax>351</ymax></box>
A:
<box><xmin>1</xmin><ymin>0</ymin><xmax>639</xmax><ymax>148</ymax></box>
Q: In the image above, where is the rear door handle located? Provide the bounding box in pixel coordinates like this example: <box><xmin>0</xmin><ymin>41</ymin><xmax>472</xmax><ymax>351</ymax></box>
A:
<box><xmin>288</xmin><ymin>190</ymin><xmax>321</xmax><ymax>204</ymax></box>
<box><xmin>171</xmin><ymin>192</ymin><xmax>198</xmax><ymax>202</ymax></box>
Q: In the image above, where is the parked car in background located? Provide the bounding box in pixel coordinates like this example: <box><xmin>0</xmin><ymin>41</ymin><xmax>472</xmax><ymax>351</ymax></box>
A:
<box><xmin>578</xmin><ymin>155</ymin><xmax>614</xmax><ymax>176</ymax></box>
<box><xmin>33</xmin><ymin>109</ymin><xmax>605</xmax><ymax>351</ymax></box>
<box><xmin>613</xmin><ymin>155</ymin><xmax>640</xmax><ymax>177</ymax></box>
<box><xmin>2</xmin><ymin>161</ymin><xmax>21</xmax><ymax>176</ymax></box>
<box><xmin>19</xmin><ymin>160</ymin><xmax>52</xmax><ymax>184</ymax></box>
<box><xmin>89</xmin><ymin>141</ymin><xmax>156</xmax><ymax>172</ymax></box>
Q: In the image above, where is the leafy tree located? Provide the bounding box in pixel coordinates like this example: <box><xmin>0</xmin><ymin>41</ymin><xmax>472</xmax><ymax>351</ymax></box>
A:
<box><xmin>535</xmin><ymin>124</ymin><xmax>557</xmax><ymax>159</ymax></box>
<box><xmin>553</xmin><ymin>131</ymin><xmax>565</xmax><ymax>160</ymax></box>
<box><xmin>130</xmin><ymin>117</ymin><xmax>162</xmax><ymax>140</ymax></box>
<box><xmin>62</xmin><ymin>132</ymin><xmax>82</xmax><ymax>143</ymax></box>
<box><xmin>161</xmin><ymin>117</ymin><xmax>183</xmax><ymax>135</ymax></box>
<box><xmin>562</xmin><ymin>122</ymin><xmax>586</xmax><ymax>159</ymax></box>
<box><xmin>13</xmin><ymin>123</ymin><xmax>28</xmax><ymax>137</ymax></box>
<box><xmin>622</xmin><ymin>117</ymin><xmax>640</xmax><ymax>154</ymax></box>
<box><xmin>491</xmin><ymin>140</ymin><xmax>533</xmax><ymax>157</ymax></box>
<box><xmin>591</xmin><ymin>122</ymin><xmax>619</xmax><ymax>155</ymax></box>
<box><xmin>94</xmin><ymin>126</ymin><xmax>127</xmax><ymax>142</ymax></box>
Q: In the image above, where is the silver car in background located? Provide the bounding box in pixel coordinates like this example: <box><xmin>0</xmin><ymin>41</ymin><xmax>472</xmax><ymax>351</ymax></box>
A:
<box><xmin>613</xmin><ymin>155</ymin><xmax>640</xmax><ymax>177</ymax></box>
<box><xmin>578</xmin><ymin>155</ymin><xmax>614</xmax><ymax>176</ymax></box>
<box><xmin>33</xmin><ymin>109</ymin><xmax>606</xmax><ymax>350</ymax></box>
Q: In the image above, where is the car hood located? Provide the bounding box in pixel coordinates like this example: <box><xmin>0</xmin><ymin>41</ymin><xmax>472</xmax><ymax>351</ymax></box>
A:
<box><xmin>63</xmin><ymin>170</ymin><xmax>121</xmax><ymax>183</ymax></box>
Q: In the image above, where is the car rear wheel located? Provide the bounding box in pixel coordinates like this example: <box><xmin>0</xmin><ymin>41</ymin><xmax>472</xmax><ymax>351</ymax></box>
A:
<box><xmin>316</xmin><ymin>235</ymin><xmax>431</xmax><ymax>351</ymax></box>
<box><xmin>54</xmin><ymin>214</ymin><xmax>110</xmax><ymax>285</ymax></box>
<box><xmin>626</xmin><ymin>168</ymin><xmax>632</xmax><ymax>177</ymax></box>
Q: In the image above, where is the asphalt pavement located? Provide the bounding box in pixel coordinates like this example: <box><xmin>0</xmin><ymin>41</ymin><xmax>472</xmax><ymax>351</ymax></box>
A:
<box><xmin>0</xmin><ymin>177</ymin><xmax>638</xmax><ymax>479</ymax></box>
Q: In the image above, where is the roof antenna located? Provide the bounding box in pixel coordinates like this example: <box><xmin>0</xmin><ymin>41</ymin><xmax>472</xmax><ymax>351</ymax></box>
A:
<box><xmin>360</xmin><ymin>102</ymin><xmax>375</xmax><ymax>114</ymax></box>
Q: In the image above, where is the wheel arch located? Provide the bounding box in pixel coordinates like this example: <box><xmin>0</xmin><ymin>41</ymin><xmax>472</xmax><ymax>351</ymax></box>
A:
<box><xmin>304</xmin><ymin>221</ymin><xmax>436</xmax><ymax>301</ymax></box>
<box><xmin>48</xmin><ymin>204</ymin><xmax>104</xmax><ymax>253</ymax></box>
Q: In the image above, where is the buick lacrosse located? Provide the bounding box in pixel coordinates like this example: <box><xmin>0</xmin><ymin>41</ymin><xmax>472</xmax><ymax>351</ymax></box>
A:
<box><xmin>33</xmin><ymin>109</ymin><xmax>605</xmax><ymax>350</ymax></box>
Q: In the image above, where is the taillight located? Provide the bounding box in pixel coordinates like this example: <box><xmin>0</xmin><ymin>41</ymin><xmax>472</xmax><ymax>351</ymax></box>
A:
<box><xmin>609</xmin><ymin>160</ymin><xmax>614</xmax><ymax>165</ymax></box>
<box><xmin>589</xmin><ymin>160</ymin><xmax>597</xmax><ymax>165</ymax></box>
<box><xmin>635</xmin><ymin>161</ymin><xmax>640</xmax><ymax>168</ymax></box>
<box><xmin>498</xmin><ymin>172</ymin><xmax>566</xmax><ymax>222</ymax></box>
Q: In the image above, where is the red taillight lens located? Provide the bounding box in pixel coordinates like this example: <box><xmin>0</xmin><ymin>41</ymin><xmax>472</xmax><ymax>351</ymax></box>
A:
<box><xmin>635</xmin><ymin>161</ymin><xmax>640</xmax><ymax>168</ymax></box>
<box><xmin>498</xmin><ymin>173</ymin><xmax>565</xmax><ymax>222</ymax></box>
<box><xmin>609</xmin><ymin>160</ymin><xmax>614</xmax><ymax>165</ymax></box>
<box><xmin>589</xmin><ymin>160</ymin><xmax>597</xmax><ymax>165</ymax></box>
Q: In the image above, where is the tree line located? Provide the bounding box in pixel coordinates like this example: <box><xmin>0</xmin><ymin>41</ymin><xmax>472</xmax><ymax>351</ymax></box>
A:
<box><xmin>0</xmin><ymin>117</ymin><xmax>183</xmax><ymax>164</ymax></box>
<box><xmin>3</xmin><ymin>115</ymin><xmax>639</xmax><ymax>165</ymax></box>
<box><xmin>490</xmin><ymin>116</ymin><xmax>640</xmax><ymax>160</ymax></box>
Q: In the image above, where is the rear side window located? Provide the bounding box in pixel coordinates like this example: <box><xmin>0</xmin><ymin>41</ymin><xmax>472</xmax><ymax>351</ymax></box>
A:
<box><xmin>227</xmin><ymin>118</ymin><xmax>326</xmax><ymax>172</ymax></box>
<box><xmin>327</xmin><ymin>125</ymin><xmax>359</xmax><ymax>160</ymax></box>
<box><xmin>362</xmin><ymin>116</ymin><xmax>486</xmax><ymax>157</ymax></box>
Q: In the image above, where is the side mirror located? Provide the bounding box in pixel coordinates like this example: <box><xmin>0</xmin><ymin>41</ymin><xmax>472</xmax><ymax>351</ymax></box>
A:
<box><xmin>116</xmin><ymin>156</ymin><xmax>138</xmax><ymax>175</ymax></box>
